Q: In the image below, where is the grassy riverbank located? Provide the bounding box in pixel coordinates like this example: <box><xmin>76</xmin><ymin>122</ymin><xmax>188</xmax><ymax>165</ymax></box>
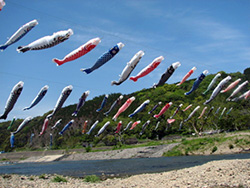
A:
<box><xmin>163</xmin><ymin>131</ymin><xmax>250</xmax><ymax>157</ymax></box>
<box><xmin>0</xmin><ymin>131</ymin><xmax>249</xmax><ymax>163</ymax></box>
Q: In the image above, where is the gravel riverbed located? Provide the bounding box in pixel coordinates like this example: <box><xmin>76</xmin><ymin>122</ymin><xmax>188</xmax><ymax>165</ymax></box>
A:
<box><xmin>1</xmin><ymin>158</ymin><xmax>249</xmax><ymax>188</ymax></box>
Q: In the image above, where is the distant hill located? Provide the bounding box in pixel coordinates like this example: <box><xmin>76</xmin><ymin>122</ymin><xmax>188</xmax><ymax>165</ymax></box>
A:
<box><xmin>0</xmin><ymin>69</ymin><xmax>249</xmax><ymax>151</ymax></box>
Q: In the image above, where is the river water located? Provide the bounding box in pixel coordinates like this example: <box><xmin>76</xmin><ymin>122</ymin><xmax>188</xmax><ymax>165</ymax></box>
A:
<box><xmin>0</xmin><ymin>153</ymin><xmax>249</xmax><ymax>177</ymax></box>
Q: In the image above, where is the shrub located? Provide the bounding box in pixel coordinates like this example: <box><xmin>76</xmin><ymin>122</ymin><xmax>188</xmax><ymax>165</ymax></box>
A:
<box><xmin>103</xmin><ymin>135</ymin><xmax>117</xmax><ymax>146</ymax></box>
<box><xmin>85</xmin><ymin>146</ymin><xmax>92</xmax><ymax>152</ymax></box>
<box><xmin>211</xmin><ymin>146</ymin><xmax>218</xmax><ymax>153</ymax></box>
<box><xmin>185</xmin><ymin>148</ymin><xmax>190</xmax><ymax>156</ymax></box>
<box><xmin>52</xmin><ymin>175</ymin><xmax>67</xmax><ymax>183</ymax></box>
<box><xmin>229</xmin><ymin>144</ymin><xmax>234</xmax><ymax>149</ymax></box>
<box><xmin>39</xmin><ymin>174</ymin><xmax>46</xmax><ymax>179</ymax></box>
<box><xmin>84</xmin><ymin>175</ymin><xmax>100</xmax><ymax>183</ymax></box>
<box><xmin>124</xmin><ymin>137</ymin><xmax>138</xmax><ymax>145</ymax></box>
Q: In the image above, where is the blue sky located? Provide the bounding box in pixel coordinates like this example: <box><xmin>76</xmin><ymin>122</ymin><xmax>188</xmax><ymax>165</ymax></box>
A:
<box><xmin>0</xmin><ymin>0</ymin><xmax>249</xmax><ymax>121</ymax></box>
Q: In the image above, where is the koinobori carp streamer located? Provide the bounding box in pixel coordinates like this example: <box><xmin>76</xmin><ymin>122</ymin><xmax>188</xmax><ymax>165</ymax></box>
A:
<box><xmin>17</xmin><ymin>29</ymin><xmax>73</xmax><ymax>53</ymax></box>
<box><xmin>53</xmin><ymin>37</ymin><xmax>101</xmax><ymax>66</ymax></box>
